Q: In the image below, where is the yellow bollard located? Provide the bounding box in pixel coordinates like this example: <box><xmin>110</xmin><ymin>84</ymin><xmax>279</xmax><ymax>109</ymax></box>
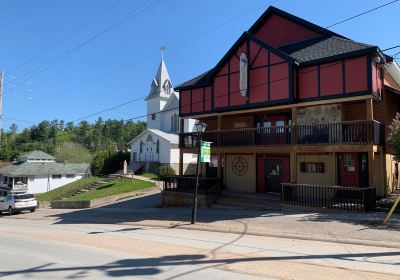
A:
<box><xmin>383</xmin><ymin>194</ymin><xmax>400</xmax><ymax>224</ymax></box>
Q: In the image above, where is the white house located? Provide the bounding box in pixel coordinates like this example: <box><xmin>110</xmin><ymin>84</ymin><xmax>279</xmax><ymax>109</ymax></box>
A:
<box><xmin>128</xmin><ymin>58</ymin><xmax>196</xmax><ymax>174</ymax></box>
<box><xmin>0</xmin><ymin>150</ymin><xmax>90</xmax><ymax>195</ymax></box>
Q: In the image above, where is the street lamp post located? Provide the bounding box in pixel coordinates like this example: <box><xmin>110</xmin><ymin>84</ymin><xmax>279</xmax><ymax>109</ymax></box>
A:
<box><xmin>191</xmin><ymin>121</ymin><xmax>207</xmax><ymax>224</ymax></box>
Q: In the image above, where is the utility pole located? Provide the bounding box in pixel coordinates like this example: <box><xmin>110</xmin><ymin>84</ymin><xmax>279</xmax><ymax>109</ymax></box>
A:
<box><xmin>0</xmin><ymin>70</ymin><xmax>3</xmax><ymax>142</ymax></box>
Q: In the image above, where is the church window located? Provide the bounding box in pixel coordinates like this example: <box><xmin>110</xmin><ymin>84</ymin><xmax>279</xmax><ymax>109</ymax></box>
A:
<box><xmin>173</xmin><ymin>114</ymin><xmax>179</xmax><ymax>132</ymax></box>
<box><xmin>156</xmin><ymin>140</ymin><xmax>159</xmax><ymax>153</ymax></box>
<box><xmin>146</xmin><ymin>134</ymin><xmax>153</xmax><ymax>143</ymax></box>
<box><xmin>171</xmin><ymin>115</ymin><xmax>174</xmax><ymax>132</ymax></box>
<box><xmin>139</xmin><ymin>141</ymin><xmax>143</xmax><ymax>153</ymax></box>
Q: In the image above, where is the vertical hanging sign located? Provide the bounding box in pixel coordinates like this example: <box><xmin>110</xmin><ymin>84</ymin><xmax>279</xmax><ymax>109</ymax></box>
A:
<box><xmin>239</xmin><ymin>52</ymin><xmax>248</xmax><ymax>97</ymax></box>
<box><xmin>200</xmin><ymin>141</ymin><xmax>211</xmax><ymax>163</ymax></box>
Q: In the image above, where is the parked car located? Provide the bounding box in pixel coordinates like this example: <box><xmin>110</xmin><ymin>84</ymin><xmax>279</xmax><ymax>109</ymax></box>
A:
<box><xmin>0</xmin><ymin>193</ymin><xmax>37</xmax><ymax>215</ymax></box>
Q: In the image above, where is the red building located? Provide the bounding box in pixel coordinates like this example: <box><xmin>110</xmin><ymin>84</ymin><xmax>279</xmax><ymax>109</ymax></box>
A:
<box><xmin>172</xmin><ymin>6</ymin><xmax>400</xmax><ymax>208</ymax></box>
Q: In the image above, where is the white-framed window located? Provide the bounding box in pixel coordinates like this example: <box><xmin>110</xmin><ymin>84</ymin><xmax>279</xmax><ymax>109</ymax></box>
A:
<box><xmin>66</xmin><ymin>174</ymin><xmax>75</xmax><ymax>178</ymax></box>
<box><xmin>52</xmin><ymin>174</ymin><xmax>62</xmax><ymax>179</ymax></box>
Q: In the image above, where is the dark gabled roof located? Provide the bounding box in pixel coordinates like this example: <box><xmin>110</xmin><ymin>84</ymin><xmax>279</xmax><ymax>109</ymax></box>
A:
<box><xmin>279</xmin><ymin>36</ymin><xmax>377</xmax><ymax>65</ymax></box>
<box><xmin>176</xmin><ymin>6</ymin><xmax>380</xmax><ymax>91</ymax></box>
<box><xmin>176</xmin><ymin>70</ymin><xmax>212</xmax><ymax>90</ymax></box>
<box><xmin>248</xmin><ymin>6</ymin><xmax>346</xmax><ymax>40</ymax></box>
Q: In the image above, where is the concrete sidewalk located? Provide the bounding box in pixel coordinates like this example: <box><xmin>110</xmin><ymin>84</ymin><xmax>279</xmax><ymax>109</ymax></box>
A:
<box><xmin>25</xmin><ymin>192</ymin><xmax>400</xmax><ymax>249</ymax></box>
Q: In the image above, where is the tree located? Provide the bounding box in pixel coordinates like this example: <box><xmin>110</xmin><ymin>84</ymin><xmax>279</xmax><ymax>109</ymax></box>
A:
<box><xmin>388</xmin><ymin>112</ymin><xmax>400</xmax><ymax>161</ymax></box>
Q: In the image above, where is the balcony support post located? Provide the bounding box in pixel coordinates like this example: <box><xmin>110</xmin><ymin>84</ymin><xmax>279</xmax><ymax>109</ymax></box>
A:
<box><xmin>366</xmin><ymin>99</ymin><xmax>374</xmax><ymax>144</ymax></box>
<box><xmin>291</xmin><ymin>107</ymin><xmax>297</xmax><ymax>146</ymax></box>
<box><xmin>368</xmin><ymin>149</ymin><xmax>375</xmax><ymax>187</ymax></box>
<box><xmin>179</xmin><ymin>118</ymin><xmax>184</xmax><ymax>175</ymax></box>
<box><xmin>366</xmin><ymin>98</ymin><xmax>374</xmax><ymax>121</ymax></box>
<box><xmin>217</xmin><ymin>115</ymin><xmax>222</xmax><ymax>178</ymax></box>
<box><xmin>290</xmin><ymin>150</ymin><xmax>297</xmax><ymax>183</ymax></box>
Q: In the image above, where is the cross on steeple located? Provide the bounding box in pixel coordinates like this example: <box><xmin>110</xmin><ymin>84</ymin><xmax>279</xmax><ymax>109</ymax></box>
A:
<box><xmin>160</xmin><ymin>46</ymin><xmax>165</xmax><ymax>60</ymax></box>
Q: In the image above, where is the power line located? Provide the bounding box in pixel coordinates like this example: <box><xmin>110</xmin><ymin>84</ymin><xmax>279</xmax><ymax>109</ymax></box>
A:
<box><xmin>70</xmin><ymin>96</ymin><xmax>147</xmax><ymax>123</ymax></box>
<box><xmin>4</xmin><ymin>0</ymin><xmax>162</xmax><ymax>92</ymax></box>
<box><xmin>382</xmin><ymin>45</ymin><xmax>400</xmax><ymax>51</ymax></box>
<box><xmin>325</xmin><ymin>0</ymin><xmax>399</xmax><ymax>29</ymax></box>
<box><xmin>8</xmin><ymin>2</ymin><xmax>400</xmax><ymax>125</ymax></box>
<box><xmin>7</xmin><ymin>0</ymin><xmax>125</xmax><ymax>75</ymax></box>
<box><xmin>10</xmin><ymin>2</ymin><xmax>276</xmax><ymax>112</ymax></box>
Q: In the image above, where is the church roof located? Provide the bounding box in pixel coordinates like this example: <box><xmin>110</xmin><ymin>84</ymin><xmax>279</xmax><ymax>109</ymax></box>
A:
<box><xmin>146</xmin><ymin>59</ymin><xmax>174</xmax><ymax>100</ymax></box>
<box><xmin>162</xmin><ymin>92</ymin><xmax>179</xmax><ymax>112</ymax></box>
<box><xmin>127</xmin><ymin>129</ymin><xmax>179</xmax><ymax>145</ymax></box>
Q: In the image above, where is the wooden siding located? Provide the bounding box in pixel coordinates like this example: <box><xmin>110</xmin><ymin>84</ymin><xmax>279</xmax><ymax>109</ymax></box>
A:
<box><xmin>252</xmin><ymin>14</ymin><xmax>319</xmax><ymax>47</ymax></box>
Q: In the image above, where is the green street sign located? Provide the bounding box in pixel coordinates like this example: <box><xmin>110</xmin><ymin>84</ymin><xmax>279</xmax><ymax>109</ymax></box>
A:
<box><xmin>200</xmin><ymin>141</ymin><xmax>211</xmax><ymax>163</ymax></box>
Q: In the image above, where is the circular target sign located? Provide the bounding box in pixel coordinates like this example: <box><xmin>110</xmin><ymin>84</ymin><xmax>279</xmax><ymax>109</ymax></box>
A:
<box><xmin>231</xmin><ymin>156</ymin><xmax>248</xmax><ymax>176</ymax></box>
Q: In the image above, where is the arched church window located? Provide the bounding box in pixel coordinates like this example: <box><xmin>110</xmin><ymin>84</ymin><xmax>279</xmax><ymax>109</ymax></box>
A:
<box><xmin>146</xmin><ymin>134</ymin><xmax>153</xmax><ymax>143</ymax></box>
<box><xmin>139</xmin><ymin>141</ymin><xmax>143</xmax><ymax>153</ymax></box>
<box><xmin>156</xmin><ymin>140</ymin><xmax>159</xmax><ymax>154</ymax></box>
<box><xmin>171</xmin><ymin>115</ymin><xmax>174</xmax><ymax>132</ymax></box>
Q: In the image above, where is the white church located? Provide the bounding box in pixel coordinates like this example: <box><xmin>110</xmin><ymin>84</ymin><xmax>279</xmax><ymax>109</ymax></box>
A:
<box><xmin>128</xmin><ymin>57</ymin><xmax>196</xmax><ymax>174</ymax></box>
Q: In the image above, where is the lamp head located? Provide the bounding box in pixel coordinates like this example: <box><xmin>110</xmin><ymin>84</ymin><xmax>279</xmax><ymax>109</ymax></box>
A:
<box><xmin>195</xmin><ymin>121</ymin><xmax>207</xmax><ymax>133</ymax></box>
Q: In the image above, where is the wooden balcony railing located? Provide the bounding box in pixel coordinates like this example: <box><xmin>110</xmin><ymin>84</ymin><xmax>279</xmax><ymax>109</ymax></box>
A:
<box><xmin>281</xmin><ymin>183</ymin><xmax>376</xmax><ymax>212</ymax></box>
<box><xmin>180</xmin><ymin>120</ymin><xmax>384</xmax><ymax>148</ymax></box>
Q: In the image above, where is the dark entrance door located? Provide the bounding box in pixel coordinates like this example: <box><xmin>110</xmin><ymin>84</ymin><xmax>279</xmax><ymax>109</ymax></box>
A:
<box><xmin>266</xmin><ymin>160</ymin><xmax>283</xmax><ymax>193</ymax></box>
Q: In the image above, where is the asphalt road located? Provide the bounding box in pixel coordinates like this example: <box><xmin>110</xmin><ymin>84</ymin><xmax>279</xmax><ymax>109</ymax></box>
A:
<box><xmin>0</xmin><ymin>204</ymin><xmax>400</xmax><ymax>280</ymax></box>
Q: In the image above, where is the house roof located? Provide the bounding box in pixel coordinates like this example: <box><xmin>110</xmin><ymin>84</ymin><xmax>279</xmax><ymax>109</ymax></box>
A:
<box><xmin>0</xmin><ymin>162</ymin><xmax>90</xmax><ymax>177</ymax></box>
<box><xmin>127</xmin><ymin>129</ymin><xmax>179</xmax><ymax>145</ymax></box>
<box><xmin>175</xmin><ymin>6</ymin><xmax>380</xmax><ymax>91</ymax></box>
<box><xmin>278</xmin><ymin>35</ymin><xmax>377</xmax><ymax>65</ymax></box>
<box><xmin>19</xmin><ymin>150</ymin><xmax>55</xmax><ymax>161</ymax></box>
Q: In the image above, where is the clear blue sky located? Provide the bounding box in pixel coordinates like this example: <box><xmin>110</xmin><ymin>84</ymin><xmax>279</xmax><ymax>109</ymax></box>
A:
<box><xmin>0</xmin><ymin>0</ymin><xmax>399</xmax><ymax>131</ymax></box>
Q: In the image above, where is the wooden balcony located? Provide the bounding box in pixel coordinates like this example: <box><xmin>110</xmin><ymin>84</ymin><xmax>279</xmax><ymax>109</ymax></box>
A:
<box><xmin>180</xmin><ymin>120</ymin><xmax>384</xmax><ymax>149</ymax></box>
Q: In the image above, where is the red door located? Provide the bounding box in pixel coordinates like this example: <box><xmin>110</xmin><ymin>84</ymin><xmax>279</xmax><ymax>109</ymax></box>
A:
<box><xmin>256</xmin><ymin>156</ymin><xmax>266</xmax><ymax>192</ymax></box>
<box><xmin>339</xmin><ymin>153</ymin><xmax>359</xmax><ymax>187</ymax></box>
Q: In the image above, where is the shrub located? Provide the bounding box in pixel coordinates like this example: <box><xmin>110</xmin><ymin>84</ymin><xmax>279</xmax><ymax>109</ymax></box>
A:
<box><xmin>91</xmin><ymin>150</ymin><xmax>130</xmax><ymax>176</ymax></box>
<box><xmin>159</xmin><ymin>165</ymin><xmax>176</xmax><ymax>178</ymax></box>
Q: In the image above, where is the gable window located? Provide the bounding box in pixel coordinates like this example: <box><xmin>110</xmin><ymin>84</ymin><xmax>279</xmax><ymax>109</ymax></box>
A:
<box><xmin>140</xmin><ymin>141</ymin><xmax>143</xmax><ymax>153</ymax></box>
<box><xmin>156</xmin><ymin>140</ymin><xmax>160</xmax><ymax>154</ymax></box>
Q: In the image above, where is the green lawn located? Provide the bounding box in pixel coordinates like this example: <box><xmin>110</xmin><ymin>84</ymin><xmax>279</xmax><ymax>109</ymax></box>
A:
<box><xmin>66</xmin><ymin>179</ymin><xmax>155</xmax><ymax>201</ymax></box>
<box><xmin>36</xmin><ymin>177</ymin><xmax>100</xmax><ymax>201</ymax></box>
<box><xmin>140</xmin><ymin>172</ymin><xmax>159</xmax><ymax>179</ymax></box>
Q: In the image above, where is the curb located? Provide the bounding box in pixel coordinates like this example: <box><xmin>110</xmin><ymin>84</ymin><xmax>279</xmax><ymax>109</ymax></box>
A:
<box><xmin>114</xmin><ymin>220</ymin><xmax>400</xmax><ymax>249</ymax></box>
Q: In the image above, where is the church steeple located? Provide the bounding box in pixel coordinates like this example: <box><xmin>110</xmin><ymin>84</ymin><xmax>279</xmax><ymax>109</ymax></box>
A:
<box><xmin>147</xmin><ymin>48</ymin><xmax>174</xmax><ymax>100</ymax></box>
<box><xmin>146</xmin><ymin>48</ymin><xmax>177</xmax><ymax>130</ymax></box>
